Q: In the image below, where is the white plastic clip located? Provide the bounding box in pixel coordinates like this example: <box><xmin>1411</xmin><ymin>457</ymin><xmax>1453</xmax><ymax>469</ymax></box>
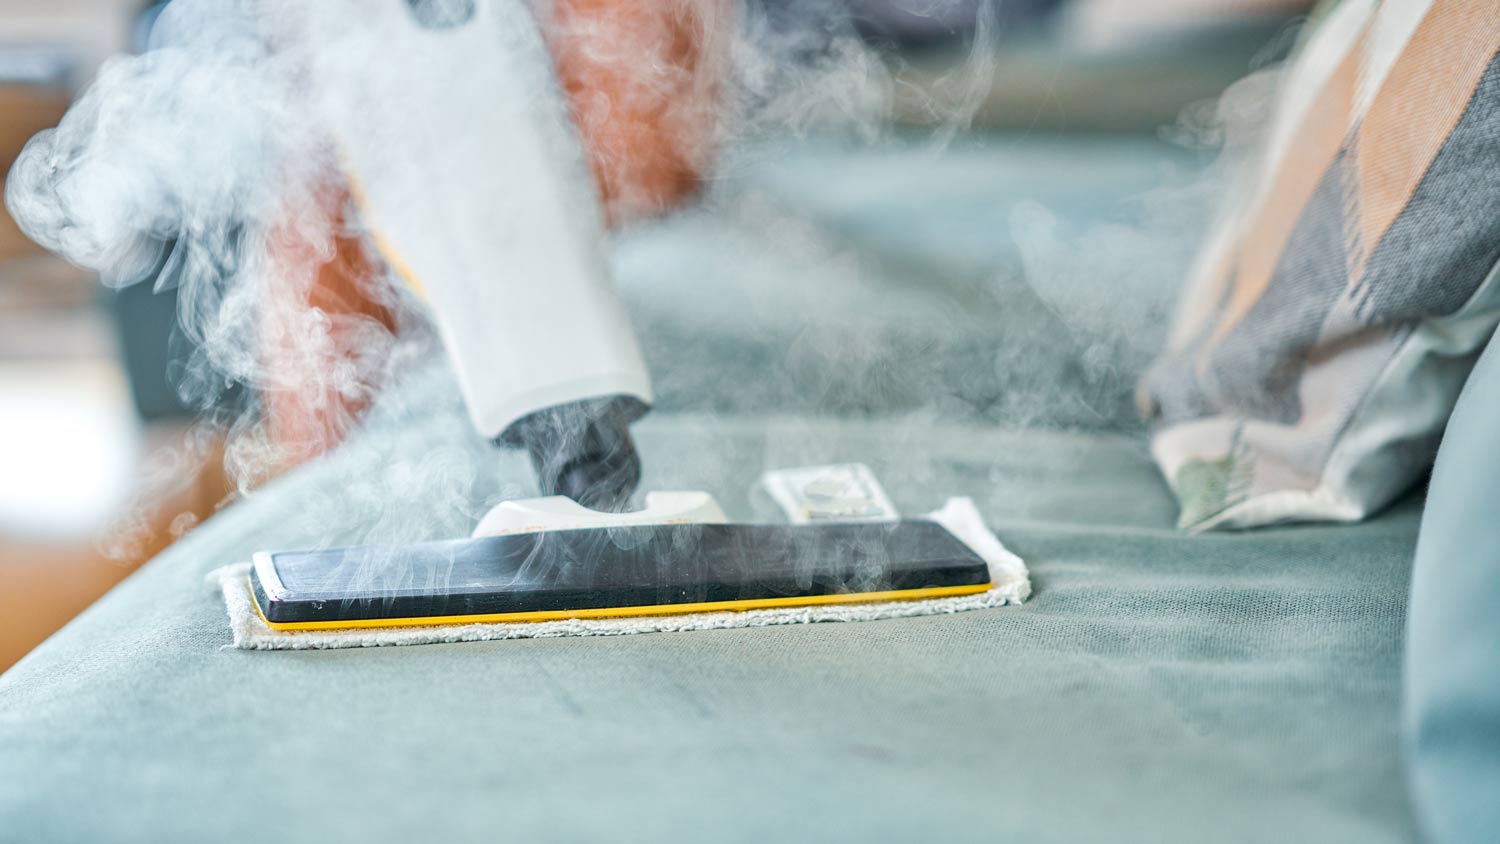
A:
<box><xmin>759</xmin><ymin>463</ymin><xmax>899</xmax><ymax>523</ymax></box>
<box><xmin>472</xmin><ymin>491</ymin><xmax>728</xmax><ymax>537</ymax></box>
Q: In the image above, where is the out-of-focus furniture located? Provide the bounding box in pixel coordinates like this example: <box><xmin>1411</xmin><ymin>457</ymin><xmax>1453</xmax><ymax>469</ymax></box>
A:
<box><xmin>0</xmin><ymin>36</ymin><xmax>235</xmax><ymax>674</ymax></box>
<box><xmin>0</xmin><ymin>59</ymin><xmax>70</xmax><ymax>265</ymax></box>
<box><xmin>0</xmin><ymin>361</ymin><xmax>231</xmax><ymax>673</ymax></box>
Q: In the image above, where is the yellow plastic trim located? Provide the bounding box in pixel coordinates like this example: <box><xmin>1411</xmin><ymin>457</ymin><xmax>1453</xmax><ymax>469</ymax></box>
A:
<box><xmin>249</xmin><ymin>578</ymin><xmax>992</xmax><ymax>632</ymax></box>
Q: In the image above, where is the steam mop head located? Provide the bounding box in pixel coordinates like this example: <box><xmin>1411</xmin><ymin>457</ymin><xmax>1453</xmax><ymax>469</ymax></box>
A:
<box><xmin>214</xmin><ymin>497</ymin><xmax>1028</xmax><ymax>649</ymax></box>
<box><xmin>249</xmin><ymin>520</ymin><xmax>991</xmax><ymax>631</ymax></box>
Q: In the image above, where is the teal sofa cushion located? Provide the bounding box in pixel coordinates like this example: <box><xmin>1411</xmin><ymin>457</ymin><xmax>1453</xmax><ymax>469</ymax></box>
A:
<box><xmin>0</xmin><ymin>135</ymin><xmax>1420</xmax><ymax>842</ymax></box>
<box><xmin>1405</xmin><ymin>335</ymin><xmax>1500</xmax><ymax>844</ymax></box>
<box><xmin>0</xmin><ymin>406</ymin><xmax>1421</xmax><ymax>843</ymax></box>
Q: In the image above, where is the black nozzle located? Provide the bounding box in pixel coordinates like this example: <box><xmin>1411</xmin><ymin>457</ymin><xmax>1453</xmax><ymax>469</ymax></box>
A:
<box><xmin>501</xmin><ymin>396</ymin><xmax>648</xmax><ymax>512</ymax></box>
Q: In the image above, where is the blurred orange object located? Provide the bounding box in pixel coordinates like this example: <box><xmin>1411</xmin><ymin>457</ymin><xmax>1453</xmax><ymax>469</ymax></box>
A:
<box><xmin>260</xmin><ymin>187</ymin><xmax>395</xmax><ymax>471</ymax></box>
<box><xmin>1</xmin><ymin>82</ymin><xmax>72</xmax><ymax>264</ymax></box>
<box><xmin>545</xmin><ymin>0</ymin><xmax>730</xmax><ymax>224</ymax></box>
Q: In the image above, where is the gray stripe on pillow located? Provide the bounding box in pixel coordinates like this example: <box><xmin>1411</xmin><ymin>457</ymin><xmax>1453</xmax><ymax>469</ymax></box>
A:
<box><xmin>1346</xmin><ymin>50</ymin><xmax>1500</xmax><ymax>325</ymax></box>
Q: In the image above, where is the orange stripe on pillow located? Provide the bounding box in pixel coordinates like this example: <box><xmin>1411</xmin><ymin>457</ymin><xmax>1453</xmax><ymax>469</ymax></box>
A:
<box><xmin>1205</xmin><ymin>23</ymin><xmax>1368</xmax><ymax>349</ymax></box>
<box><xmin>1349</xmin><ymin>0</ymin><xmax>1500</xmax><ymax>283</ymax></box>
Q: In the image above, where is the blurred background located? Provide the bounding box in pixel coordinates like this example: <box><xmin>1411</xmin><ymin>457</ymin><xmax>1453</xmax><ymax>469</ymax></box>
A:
<box><xmin>0</xmin><ymin>0</ymin><xmax>1309</xmax><ymax>672</ymax></box>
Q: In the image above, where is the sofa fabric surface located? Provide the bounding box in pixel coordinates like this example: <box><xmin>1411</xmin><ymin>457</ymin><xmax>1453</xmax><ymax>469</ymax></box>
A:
<box><xmin>0</xmin><ymin>136</ymin><xmax>1420</xmax><ymax>843</ymax></box>
<box><xmin>0</xmin><ymin>410</ymin><xmax>1421</xmax><ymax>843</ymax></box>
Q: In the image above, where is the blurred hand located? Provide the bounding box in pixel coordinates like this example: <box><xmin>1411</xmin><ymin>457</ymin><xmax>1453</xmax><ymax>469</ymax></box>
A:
<box><xmin>260</xmin><ymin>190</ymin><xmax>395</xmax><ymax>471</ymax></box>
<box><xmin>545</xmin><ymin>0</ymin><xmax>728</xmax><ymax>225</ymax></box>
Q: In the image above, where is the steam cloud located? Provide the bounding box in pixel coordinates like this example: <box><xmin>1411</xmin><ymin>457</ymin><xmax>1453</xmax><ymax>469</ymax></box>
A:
<box><xmin>5</xmin><ymin>0</ymin><xmax>1276</xmax><ymax>561</ymax></box>
<box><xmin>6</xmin><ymin>0</ymin><xmax>1004</xmax><ymax>556</ymax></box>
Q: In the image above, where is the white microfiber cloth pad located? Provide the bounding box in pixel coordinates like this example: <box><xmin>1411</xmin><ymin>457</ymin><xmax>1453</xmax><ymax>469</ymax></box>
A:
<box><xmin>210</xmin><ymin>497</ymin><xmax>1028</xmax><ymax>650</ymax></box>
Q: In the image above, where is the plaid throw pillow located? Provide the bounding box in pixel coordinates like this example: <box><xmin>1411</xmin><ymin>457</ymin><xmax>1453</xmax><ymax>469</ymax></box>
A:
<box><xmin>1140</xmin><ymin>0</ymin><xmax>1500</xmax><ymax>530</ymax></box>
